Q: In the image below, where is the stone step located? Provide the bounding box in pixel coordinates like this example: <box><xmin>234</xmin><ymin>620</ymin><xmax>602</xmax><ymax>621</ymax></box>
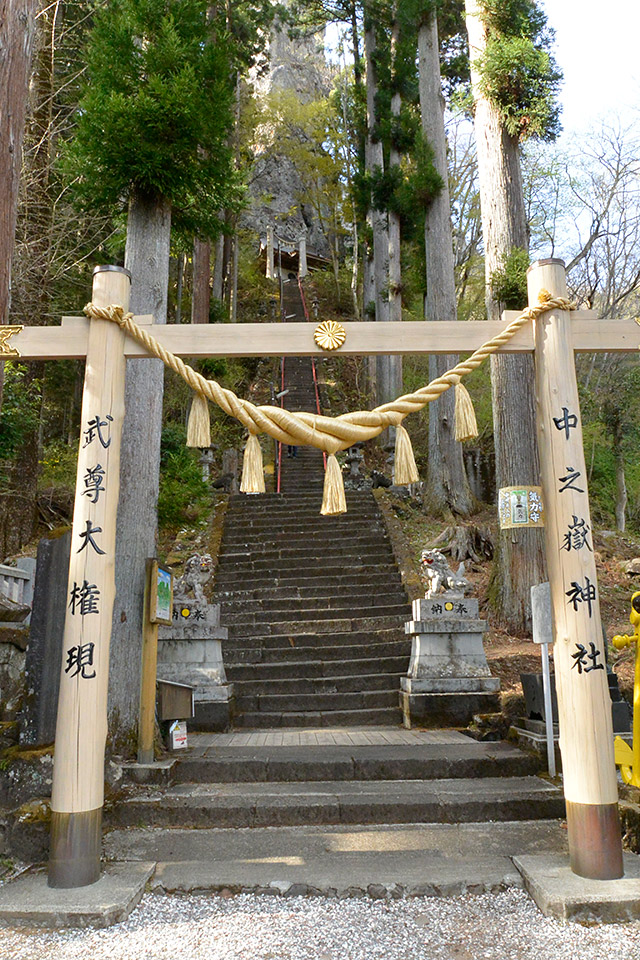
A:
<box><xmin>226</xmin><ymin>654</ymin><xmax>410</xmax><ymax>681</ymax></box>
<box><xmin>231</xmin><ymin>672</ymin><xmax>404</xmax><ymax>697</ymax></box>
<box><xmin>220</xmin><ymin>527</ymin><xmax>387</xmax><ymax>546</ymax></box>
<box><xmin>225</xmin><ymin>625</ymin><xmax>407</xmax><ymax>643</ymax></box>
<box><xmin>213</xmin><ymin>570</ymin><xmax>407</xmax><ymax>593</ymax></box>
<box><xmin>229</xmin><ymin>498</ymin><xmax>376</xmax><ymax>523</ymax></box>
<box><xmin>224</xmin><ymin>627</ymin><xmax>407</xmax><ymax>650</ymax></box>
<box><xmin>170</xmin><ymin>741</ymin><xmax>542</xmax><ymax>784</ymax></box>
<box><xmin>225</xmin><ymin>639</ymin><xmax>409</xmax><ymax>665</ymax></box>
<box><xmin>234</xmin><ymin>688</ymin><xmax>400</xmax><ymax>714</ymax></box>
<box><xmin>222</xmin><ymin>502</ymin><xmax>379</xmax><ymax>527</ymax></box>
<box><xmin>229</xmin><ymin>491</ymin><xmax>374</xmax><ymax>504</ymax></box>
<box><xmin>218</xmin><ymin>595</ymin><xmax>408</xmax><ymax>617</ymax></box>
<box><xmin>277</xmin><ymin>483</ymin><xmax>325</xmax><ymax>492</ymax></box>
<box><xmin>223</xmin><ymin>528</ymin><xmax>380</xmax><ymax>544</ymax></box>
<box><xmin>217</xmin><ymin>554</ymin><xmax>395</xmax><ymax>574</ymax></box>
<box><xmin>222</xmin><ymin>603</ymin><xmax>410</xmax><ymax>627</ymax></box>
<box><xmin>222</xmin><ymin>506</ymin><xmax>380</xmax><ymax>524</ymax></box>
<box><xmin>222</xmin><ymin>542</ymin><xmax>394</xmax><ymax>560</ymax></box>
<box><xmin>213</xmin><ymin>583</ymin><xmax>408</xmax><ymax>604</ymax></box>
<box><xmin>110</xmin><ymin>777</ymin><xmax>565</xmax><ymax>829</ymax></box>
<box><xmin>219</xmin><ymin>542</ymin><xmax>393</xmax><ymax>561</ymax></box>
<box><xmin>279</xmin><ymin>454</ymin><xmax>323</xmax><ymax>462</ymax></box>
<box><xmin>225</xmin><ymin>502</ymin><xmax>376</xmax><ymax>518</ymax></box>
<box><xmin>225</xmin><ymin>614</ymin><xmax>407</xmax><ymax>639</ymax></box>
<box><xmin>103</xmin><ymin>820</ymin><xmax>569</xmax><ymax>898</ymax></box>
<box><xmin>216</xmin><ymin>556</ymin><xmax>399</xmax><ymax>577</ymax></box>
<box><xmin>224</xmin><ymin>624</ymin><xmax>407</xmax><ymax>646</ymax></box>
<box><xmin>233</xmin><ymin>706</ymin><xmax>403</xmax><ymax>728</ymax></box>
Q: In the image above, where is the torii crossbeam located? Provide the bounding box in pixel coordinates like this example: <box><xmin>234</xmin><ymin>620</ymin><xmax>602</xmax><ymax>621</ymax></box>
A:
<box><xmin>4</xmin><ymin>259</ymin><xmax>636</xmax><ymax>887</ymax></box>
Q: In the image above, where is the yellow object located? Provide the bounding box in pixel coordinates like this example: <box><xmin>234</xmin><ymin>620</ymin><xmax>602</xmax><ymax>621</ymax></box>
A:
<box><xmin>186</xmin><ymin>393</ymin><xmax>211</xmax><ymax>448</ymax></box>
<box><xmin>240</xmin><ymin>433</ymin><xmax>266</xmax><ymax>494</ymax></box>
<box><xmin>454</xmin><ymin>381</ymin><xmax>479</xmax><ymax>443</ymax></box>
<box><xmin>321</xmin><ymin>453</ymin><xmax>347</xmax><ymax>516</ymax></box>
<box><xmin>0</xmin><ymin>326</ymin><xmax>23</xmax><ymax>357</ymax></box>
<box><xmin>314</xmin><ymin>320</ymin><xmax>346</xmax><ymax>351</ymax></box>
<box><xmin>612</xmin><ymin>590</ymin><xmax>640</xmax><ymax>787</ymax></box>
<box><xmin>394</xmin><ymin>424</ymin><xmax>419</xmax><ymax>485</ymax></box>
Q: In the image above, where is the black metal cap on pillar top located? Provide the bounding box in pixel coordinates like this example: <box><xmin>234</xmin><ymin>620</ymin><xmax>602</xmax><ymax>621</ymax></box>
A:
<box><xmin>527</xmin><ymin>257</ymin><xmax>565</xmax><ymax>274</ymax></box>
<box><xmin>93</xmin><ymin>264</ymin><xmax>132</xmax><ymax>280</ymax></box>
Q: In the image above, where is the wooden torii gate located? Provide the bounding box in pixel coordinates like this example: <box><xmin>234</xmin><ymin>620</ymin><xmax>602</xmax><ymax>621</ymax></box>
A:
<box><xmin>5</xmin><ymin>258</ymin><xmax>638</xmax><ymax>888</ymax></box>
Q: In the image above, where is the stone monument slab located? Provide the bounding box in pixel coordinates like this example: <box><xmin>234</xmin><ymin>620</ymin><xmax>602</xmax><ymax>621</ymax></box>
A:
<box><xmin>20</xmin><ymin>531</ymin><xmax>71</xmax><ymax>746</ymax></box>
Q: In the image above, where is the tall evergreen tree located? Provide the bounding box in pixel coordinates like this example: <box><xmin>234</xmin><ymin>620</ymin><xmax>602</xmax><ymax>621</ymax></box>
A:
<box><xmin>418</xmin><ymin>1</ymin><xmax>473</xmax><ymax>516</ymax></box>
<box><xmin>66</xmin><ymin>0</ymin><xmax>238</xmax><ymax>743</ymax></box>
<box><xmin>0</xmin><ymin>0</ymin><xmax>38</xmax><ymax>333</ymax></box>
<box><xmin>0</xmin><ymin>0</ymin><xmax>38</xmax><ymax>444</ymax></box>
<box><xmin>465</xmin><ymin>0</ymin><xmax>561</xmax><ymax>631</ymax></box>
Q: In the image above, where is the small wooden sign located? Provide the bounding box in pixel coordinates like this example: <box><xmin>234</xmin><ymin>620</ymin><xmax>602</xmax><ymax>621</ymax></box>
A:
<box><xmin>149</xmin><ymin>560</ymin><xmax>173</xmax><ymax>625</ymax></box>
<box><xmin>498</xmin><ymin>485</ymin><xmax>545</xmax><ymax>529</ymax></box>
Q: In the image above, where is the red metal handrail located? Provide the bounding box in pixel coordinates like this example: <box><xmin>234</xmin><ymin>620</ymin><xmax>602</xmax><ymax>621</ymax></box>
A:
<box><xmin>277</xmin><ymin>355</ymin><xmax>285</xmax><ymax>493</ymax></box>
<box><xmin>299</xmin><ymin>278</ymin><xmax>327</xmax><ymax>470</ymax></box>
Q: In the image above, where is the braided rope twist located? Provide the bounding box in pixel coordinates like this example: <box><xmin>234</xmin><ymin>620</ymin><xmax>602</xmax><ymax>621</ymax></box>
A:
<box><xmin>84</xmin><ymin>292</ymin><xmax>574</xmax><ymax>454</ymax></box>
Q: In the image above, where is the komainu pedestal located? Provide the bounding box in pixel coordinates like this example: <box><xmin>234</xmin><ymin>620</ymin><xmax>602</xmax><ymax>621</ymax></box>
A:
<box><xmin>400</xmin><ymin>597</ymin><xmax>500</xmax><ymax>728</ymax></box>
<box><xmin>158</xmin><ymin>602</ymin><xmax>232</xmax><ymax>730</ymax></box>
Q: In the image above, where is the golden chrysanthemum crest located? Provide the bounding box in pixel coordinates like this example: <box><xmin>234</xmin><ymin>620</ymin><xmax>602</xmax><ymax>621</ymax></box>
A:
<box><xmin>314</xmin><ymin>320</ymin><xmax>346</xmax><ymax>351</ymax></box>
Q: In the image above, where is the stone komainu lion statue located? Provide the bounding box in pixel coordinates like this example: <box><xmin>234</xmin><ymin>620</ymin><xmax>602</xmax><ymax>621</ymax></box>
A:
<box><xmin>420</xmin><ymin>548</ymin><xmax>469</xmax><ymax>599</ymax></box>
<box><xmin>173</xmin><ymin>553</ymin><xmax>214</xmax><ymax>604</ymax></box>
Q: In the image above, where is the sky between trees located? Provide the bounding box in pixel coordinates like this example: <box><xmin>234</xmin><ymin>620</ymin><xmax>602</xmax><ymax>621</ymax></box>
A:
<box><xmin>541</xmin><ymin>0</ymin><xmax>640</xmax><ymax>137</ymax></box>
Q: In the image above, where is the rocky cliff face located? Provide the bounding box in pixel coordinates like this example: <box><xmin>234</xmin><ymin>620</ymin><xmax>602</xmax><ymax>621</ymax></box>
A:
<box><xmin>246</xmin><ymin>14</ymin><xmax>331</xmax><ymax>258</ymax></box>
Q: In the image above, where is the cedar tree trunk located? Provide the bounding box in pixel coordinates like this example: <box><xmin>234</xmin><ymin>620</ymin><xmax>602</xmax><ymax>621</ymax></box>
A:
<box><xmin>109</xmin><ymin>191</ymin><xmax>171</xmax><ymax>746</ymax></box>
<box><xmin>419</xmin><ymin>13</ymin><xmax>473</xmax><ymax>517</ymax></box>
<box><xmin>465</xmin><ymin>0</ymin><xmax>546</xmax><ymax>631</ymax></box>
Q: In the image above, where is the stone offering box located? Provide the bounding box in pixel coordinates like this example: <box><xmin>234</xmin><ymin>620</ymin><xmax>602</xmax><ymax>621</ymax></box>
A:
<box><xmin>158</xmin><ymin>602</ymin><xmax>231</xmax><ymax>730</ymax></box>
<box><xmin>400</xmin><ymin>597</ymin><xmax>500</xmax><ymax>727</ymax></box>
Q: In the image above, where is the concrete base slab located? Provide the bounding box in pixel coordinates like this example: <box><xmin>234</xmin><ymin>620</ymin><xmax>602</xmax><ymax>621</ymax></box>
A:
<box><xmin>513</xmin><ymin>853</ymin><xmax>640</xmax><ymax>923</ymax></box>
<box><xmin>105</xmin><ymin>821</ymin><xmax>568</xmax><ymax>899</ymax></box>
<box><xmin>151</xmin><ymin>856</ymin><xmax>522</xmax><ymax>898</ymax></box>
<box><xmin>0</xmin><ymin>861</ymin><xmax>155</xmax><ymax>929</ymax></box>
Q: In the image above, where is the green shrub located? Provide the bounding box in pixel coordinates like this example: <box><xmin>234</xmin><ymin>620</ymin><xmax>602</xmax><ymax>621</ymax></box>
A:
<box><xmin>158</xmin><ymin>425</ymin><xmax>210</xmax><ymax>528</ymax></box>
<box><xmin>39</xmin><ymin>441</ymin><xmax>78</xmax><ymax>491</ymax></box>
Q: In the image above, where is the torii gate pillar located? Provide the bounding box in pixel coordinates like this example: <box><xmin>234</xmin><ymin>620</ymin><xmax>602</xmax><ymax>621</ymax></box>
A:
<box><xmin>48</xmin><ymin>266</ymin><xmax>129</xmax><ymax>888</ymax></box>
<box><xmin>266</xmin><ymin>226</ymin><xmax>275</xmax><ymax>281</ymax></box>
<box><xmin>299</xmin><ymin>230</ymin><xmax>308</xmax><ymax>279</ymax></box>
<box><xmin>529</xmin><ymin>258</ymin><xmax>623</xmax><ymax>880</ymax></box>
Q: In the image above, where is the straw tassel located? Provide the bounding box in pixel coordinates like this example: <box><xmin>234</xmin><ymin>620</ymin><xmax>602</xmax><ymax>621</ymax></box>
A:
<box><xmin>186</xmin><ymin>392</ymin><xmax>211</xmax><ymax>448</ymax></box>
<box><xmin>321</xmin><ymin>453</ymin><xmax>347</xmax><ymax>516</ymax></box>
<box><xmin>454</xmin><ymin>382</ymin><xmax>479</xmax><ymax>442</ymax></box>
<box><xmin>240</xmin><ymin>433</ymin><xmax>266</xmax><ymax>494</ymax></box>
<box><xmin>394</xmin><ymin>423</ymin><xmax>419</xmax><ymax>485</ymax></box>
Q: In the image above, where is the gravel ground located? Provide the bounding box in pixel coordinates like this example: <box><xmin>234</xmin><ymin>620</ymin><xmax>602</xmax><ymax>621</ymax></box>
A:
<box><xmin>3</xmin><ymin>889</ymin><xmax>640</xmax><ymax>960</ymax></box>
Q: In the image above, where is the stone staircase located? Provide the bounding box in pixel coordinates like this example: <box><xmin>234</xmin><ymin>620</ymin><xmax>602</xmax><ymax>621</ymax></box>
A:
<box><xmin>214</xmin><ymin>490</ymin><xmax>412</xmax><ymax>727</ymax></box>
<box><xmin>115</xmin><ymin>728</ymin><xmax>565</xmax><ymax>831</ymax></box>
<box><xmin>210</xmin><ymin>278</ymin><xmax>412</xmax><ymax>729</ymax></box>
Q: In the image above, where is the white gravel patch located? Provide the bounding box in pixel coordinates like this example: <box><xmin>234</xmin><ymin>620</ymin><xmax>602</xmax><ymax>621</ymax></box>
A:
<box><xmin>3</xmin><ymin>888</ymin><xmax>640</xmax><ymax>960</ymax></box>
